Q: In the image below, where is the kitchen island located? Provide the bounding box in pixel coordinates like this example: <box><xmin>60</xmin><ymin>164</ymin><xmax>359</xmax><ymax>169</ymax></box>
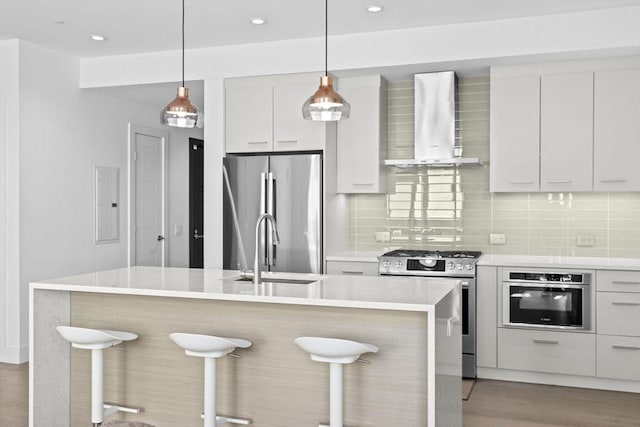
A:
<box><xmin>29</xmin><ymin>267</ymin><xmax>461</xmax><ymax>427</ymax></box>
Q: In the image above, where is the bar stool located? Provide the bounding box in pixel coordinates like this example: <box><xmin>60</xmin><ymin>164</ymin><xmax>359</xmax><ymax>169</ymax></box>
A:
<box><xmin>56</xmin><ymin>326</ymin><xmax>140</xmax><ymax>427</ymax></box>
<box><xmin>169</xmin><ymin>332</ymin><xmax>252</xmax><ymax>427</ymax></box>
<box><xmin>294</xmin><ymin>337</ymin><xmax>379</xmax><ymax>427</ymax></box>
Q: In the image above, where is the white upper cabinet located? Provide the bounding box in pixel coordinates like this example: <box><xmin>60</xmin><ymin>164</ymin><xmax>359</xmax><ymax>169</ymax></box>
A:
<box><xmin>225</xmin><ymin>73</ymin><xmax>328</xmax><ymax>154</ymax></box>
<box><xmin>540</xmin><ymin>72</ymin><xmax>594</xmax><ymax>192</ymax></box>
<box><xmin>594</xmin><ymin>68</ymin><xmax>640</xmax><ymax>191</ymax></box>
<box><xmin>489</xmin><ymin>74</ymin><xmax>540</xmax><ymax>192</ymax></box>
<box><xmin>225</xmin><ymin>85</ymin><xmax>273</xmax><ymax>153</ymax></box>
<box><xmin>273</xmin><ymin>83</ymin><xmax>327</xmax><ymax>152</ymax></box>
<box><xmin>336</xmin><ymin>75</ymin><xmax>388</xmax><ymax>194</ymax></box>
<box><xmin>491</xmin><ymin>58</ymin><xmax>640</xmax><ymax>192</ymax></box>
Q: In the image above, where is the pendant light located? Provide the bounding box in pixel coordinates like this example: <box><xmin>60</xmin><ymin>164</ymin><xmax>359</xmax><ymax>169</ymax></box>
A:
<box><xmin>302</xmin><ymin>0</ymin><xmax>350</xmax><ymax>121</ymax></box>
<box><xmin>160</xmin><ymin>0</ymin><xmax>203</xmax><ymax>128</ymax></box>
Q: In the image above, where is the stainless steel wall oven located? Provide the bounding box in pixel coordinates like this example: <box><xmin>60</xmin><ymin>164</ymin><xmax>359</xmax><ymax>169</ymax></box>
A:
<box><xmin>502</xmin><ymin>270</ymin><xmax>592</xmax><ymax>331</ymax></box>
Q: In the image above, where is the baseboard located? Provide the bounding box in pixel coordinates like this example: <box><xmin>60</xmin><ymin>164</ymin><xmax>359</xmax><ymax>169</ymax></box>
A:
<box><xmin>477</xmin><ymin>367</ymin><xmax>640</xmax><ymax>394</ymax></box>
<box><xmin>0</xmin><ymin>344</ymin><xmax>29</xmax><ymax>364</ymax></box>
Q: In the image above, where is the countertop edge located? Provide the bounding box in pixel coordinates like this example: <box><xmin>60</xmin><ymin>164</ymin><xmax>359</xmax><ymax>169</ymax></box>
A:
<box><xmin>477</xmin><ymin>255</ymin><xmax>640</xmax><ymax>271</ymax></box>
<box><xmin>29</xmin><ymin>279</ymin><xmax>450</xmax><ymax>313</ymax></box>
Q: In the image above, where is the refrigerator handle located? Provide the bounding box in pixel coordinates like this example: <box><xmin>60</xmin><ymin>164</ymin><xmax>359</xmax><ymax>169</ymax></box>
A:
<box><xmin>260</xmin><ymin>172</ymin><xmax>268</xmax><ymax>265</ymax></box>
<box><xmin>267</xmin><ymin>172</ymin><xmax>276</xmax><ymax>266</ymax></box>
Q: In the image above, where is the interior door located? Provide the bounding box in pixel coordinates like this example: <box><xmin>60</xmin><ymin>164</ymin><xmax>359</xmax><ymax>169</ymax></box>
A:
<box><xmin>129</xmin><ymin>124</ymin><xmax>167</xmax><ymax>267</ymax></box>
<box><xmin>189</xmin><ymin>138</ymin><xmax>204</xmax><ymax>268</ymax></box>
<box><xmin>269</xmin><ymin>153</ymin><xmax>322</xmax><ymax>274</ymax></box>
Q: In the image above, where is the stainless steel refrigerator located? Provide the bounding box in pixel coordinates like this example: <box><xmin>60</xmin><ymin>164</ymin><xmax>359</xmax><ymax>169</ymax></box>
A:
<box><xmin>223</xmin><ymin>153</ymin><xmax>322</xmax><ymax>274</ymax></box>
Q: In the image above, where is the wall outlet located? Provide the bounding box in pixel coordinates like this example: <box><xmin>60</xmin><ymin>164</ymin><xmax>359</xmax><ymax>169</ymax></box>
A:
<box><xmin>576</xmin><ymin>234</ymin><xmax>595</xmax><ymax>247</ymax></box>
<box><xmin>490</xmin><ymin>233</ymin><xmax>506</xmax><ymax>245</ymax></box>
<box><xmin>375</xmin><ymin>231</ymin><xmax>390</xmax><ymax>243</ymax></box>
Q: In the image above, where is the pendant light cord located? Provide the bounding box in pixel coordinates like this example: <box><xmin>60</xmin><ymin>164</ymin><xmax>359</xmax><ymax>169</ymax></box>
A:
<box><xmin>324</xmin><ymin>0</ymin><xmax>328</xmax><ymax>77</ymax></box>
<box><xmin>181</xmin><ymin>0</ymin><xmax>185</xmax><ymax>87</ymax></box>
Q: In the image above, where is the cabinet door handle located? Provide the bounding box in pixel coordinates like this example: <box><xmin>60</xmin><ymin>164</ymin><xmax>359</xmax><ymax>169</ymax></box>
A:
<box><xmin>546</xmin><ymin>180</ymin><xmax>572</xmax><ymax>184</ymax></box>
<box><xmin>600</xmin><ymin>179</ymin><xmax>627</xmax><ymax>183</ymax></box>
<box><xmin>532</xmin><ymin>339</ymin><xmax>559</xmax><ymax>345</ymax></box>
<box><xmin>248</xmin><ymin>140</ymin><xmax>269</xmax><ymax>145</ymax></box>
<box><xmin>612</xmin><ymin>345</ymin><xmax>640</xmax><ymax>350</ymax></box>
<box><xmin>341</xmin><ymin>270</ymin><xmax>364</xmax><ymax>275</ymax></box>
<box><xmin>510</xmin><ymin>180</ymin><xmax>535</xmax><ymax>184</ymax></box>
<box><xmin>612</xmin><ymin>280</ymin><xmax>640</xmax><ymax>285</ymax></box>
<box><xmin>353</xmin><ymin>183</ymin><xmax>374</xmax><ymax>186</ymax></box>
<box><xmin>612</xmin><ymin>302</ymin><xmax>640</xmax><ymax>306</ymax></box>
<box><xmin>277</xmin><ymin>140</ymin><xmax>298</xmax><ymax>144</ymax></box>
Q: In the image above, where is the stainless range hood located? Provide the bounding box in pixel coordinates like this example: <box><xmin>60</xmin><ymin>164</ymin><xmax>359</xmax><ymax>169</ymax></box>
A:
<box><xmin>384</xmin><ymin>71</ymin><xmax>483</xmax><ymax>168</ymax></box>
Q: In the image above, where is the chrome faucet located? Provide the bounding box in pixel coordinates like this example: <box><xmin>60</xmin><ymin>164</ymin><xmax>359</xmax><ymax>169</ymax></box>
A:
<box><xmin>253</xmin><ymin>213</ymin><xmax>280</xmax><ymax>285</ymax></box>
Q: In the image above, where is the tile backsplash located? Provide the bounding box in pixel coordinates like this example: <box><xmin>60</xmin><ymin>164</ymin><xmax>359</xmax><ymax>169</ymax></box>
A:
<box><xmin>348</xmin><ymin>76</ymin><xmax>640</xmax><ymax>258</ymax></box>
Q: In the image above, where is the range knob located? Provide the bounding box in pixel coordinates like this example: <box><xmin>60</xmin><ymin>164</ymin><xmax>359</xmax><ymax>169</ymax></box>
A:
<box><xmin>395</xmin><ymin>261</ymin><xmax>403</xmax><ymax>268</ymax></box>
<box><xmin>447</xmin><ymin>262</ymin><xmax>455</xmax><ymax>270</ymax></box>
<box><xmin>466</xmin><ymin>264</ymin><xmax>473</xmax><ymax>270</ymax></box>
<box><xmin>456</xmin><ymin>263</ymin><xmax>463</xmax><ymax>270</ymax></box>
<box><xmin>382</xmin><ymin>261</ymin><xmax>390</xmax><ymax>268</ymax></box>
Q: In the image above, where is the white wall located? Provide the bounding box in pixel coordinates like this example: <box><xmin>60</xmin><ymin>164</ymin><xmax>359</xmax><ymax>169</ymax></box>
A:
<box><xmin>0</xmin><ymin>41</ymin><xmax>182</xmax><ymax>363</ymax></box>
<box><xmin>0</xmin><ymin>40</ymin><xmax>21</xmax><ymax>363</ymax></box>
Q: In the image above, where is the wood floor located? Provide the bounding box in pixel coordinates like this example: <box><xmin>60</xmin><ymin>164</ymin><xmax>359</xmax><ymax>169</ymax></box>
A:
<box><xmin>2</xmin><ymin>362</ymin><xmax>640</xmax><ymax>426</ymax></box>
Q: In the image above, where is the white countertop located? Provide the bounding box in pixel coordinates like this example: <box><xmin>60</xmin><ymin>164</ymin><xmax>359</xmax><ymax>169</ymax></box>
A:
<box><xmin>478</xmin><ymin>255</ymin><xmax>640</xmax><ymax>270</ymax></box>
<box><xmin>30</xmin><ymin>266</ymin><xmax>458</xmax><ymax>312</ymax></box>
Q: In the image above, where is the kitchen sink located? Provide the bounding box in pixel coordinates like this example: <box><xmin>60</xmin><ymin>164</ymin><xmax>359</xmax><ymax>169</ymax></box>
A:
<box><xmin>234</xmin><ymin>277</ymin><xmax>317</xmax><ymax>285</ymax></box>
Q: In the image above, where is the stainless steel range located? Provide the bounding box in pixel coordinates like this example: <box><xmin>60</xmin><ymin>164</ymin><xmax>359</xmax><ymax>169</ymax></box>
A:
<box><xmin>379</xmin><ymin>249</ymin><xmax>481</xmax><ymax>378</ymax></box>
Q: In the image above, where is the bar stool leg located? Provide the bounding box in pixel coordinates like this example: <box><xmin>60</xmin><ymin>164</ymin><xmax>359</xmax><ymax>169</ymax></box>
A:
<box><xmin>330</xmin><ymin>363</ymin><xmax>343</xmax><ymax>427</ymax></box>
<box><xmin>91</xmin><ymin>348</ymin><xmax>104</xmax><ymax>426</ymax></box>
<box><xmin>204</xmin><ymin>357</ymin><xmax>216</xmax><ymax>427</ymax></box>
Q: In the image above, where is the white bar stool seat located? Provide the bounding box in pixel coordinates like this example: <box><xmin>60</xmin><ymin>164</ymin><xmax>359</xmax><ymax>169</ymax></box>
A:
<box><xmin>56</xmin><ymin>326</ymin><xmax>140</xmax><ymax>427</ymax></box>
<box><xmin>295</xmin><ymin>337</ymin><xmax>379</xmax><ymax>427</ymax></box>
<box><xmin>169</xmin><ymin>333</ymin><xmax>252</xmax><ymax>427</ymax></box>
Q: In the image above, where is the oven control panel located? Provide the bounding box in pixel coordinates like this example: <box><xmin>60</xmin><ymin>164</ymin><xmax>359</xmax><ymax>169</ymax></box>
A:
<box><xmin>378</xmin><ymin>256</ymin><xmax>477</xmax><ymax>277</ymax></box>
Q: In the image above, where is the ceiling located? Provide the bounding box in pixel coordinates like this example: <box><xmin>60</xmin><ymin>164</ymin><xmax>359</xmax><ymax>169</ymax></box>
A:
<box><xmin>1</xmin><ymin>0</ymin><xmax>638</xmax><ymax>58</ymax></box>
<box><xmin>3</xmin><ymin>0</ymin><xmax>637</xmax><ymax>113</ymax></box>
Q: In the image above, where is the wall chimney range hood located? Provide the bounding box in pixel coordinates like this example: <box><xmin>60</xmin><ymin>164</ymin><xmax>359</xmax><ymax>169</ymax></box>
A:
<box><xmin>384</xmin><ymin>71</ymin><xmax>483</xmax><ymax>168</ymax></box>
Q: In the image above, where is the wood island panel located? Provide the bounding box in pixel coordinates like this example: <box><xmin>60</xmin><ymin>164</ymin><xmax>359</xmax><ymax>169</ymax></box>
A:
<box><xmin>70</xmin><ymin>292</ymin><xmax>429</xmax><ymax>427</ymax></box>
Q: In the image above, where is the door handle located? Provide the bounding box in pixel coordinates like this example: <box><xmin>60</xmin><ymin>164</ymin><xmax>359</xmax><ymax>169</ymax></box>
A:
<box><xmin>532</xmin><ymin>339</ymin><xmax>559</xmax><ymax>345</ymax></box>
<box><xmin>193</xmin><ymin>229</ymin><xmax>204</xmax><ymax>240</ymax></box>
<box><xmin>157</xmin><ymin>235</ymin><xmax>165</xmax><ymax>241</ymax></box>
<box><xmin>267</xmin><ymin>172</ymin><xmax>276</xmax><ymax>266</ymax></box>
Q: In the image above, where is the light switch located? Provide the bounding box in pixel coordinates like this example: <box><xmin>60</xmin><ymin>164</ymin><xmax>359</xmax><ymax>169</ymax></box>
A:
<box><xmin>174</xmin><ymin>223</ymin><xmax>183</xmax><ymax>236</ymax></box>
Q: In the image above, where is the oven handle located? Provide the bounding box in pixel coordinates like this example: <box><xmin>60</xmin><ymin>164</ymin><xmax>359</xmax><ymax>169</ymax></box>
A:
<box><xmin>503</xmin><ymin>282</ymin><xmax>589</xmax><ymax>290</ymax></box>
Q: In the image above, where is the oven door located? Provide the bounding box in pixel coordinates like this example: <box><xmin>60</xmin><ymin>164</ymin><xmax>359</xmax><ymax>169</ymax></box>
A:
<box><xmin>503</xmin><ymin>283</ymin><xmax>588</xmax><ymax>329</ymax></box>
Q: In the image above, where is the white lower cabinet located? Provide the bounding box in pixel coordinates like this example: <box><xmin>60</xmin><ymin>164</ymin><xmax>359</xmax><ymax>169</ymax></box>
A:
<box><xmin>597</xmin><ymin>335</ymin><xmax>640</xmax><ymax>381</ymax></box>
<box><xmin>498</xmin><ymin>328</ymin><xmax>596</xmax><ymax>376</ymax></box>
<box><xmin>476</xmin><ymin>266</ymin><xmax>498</xmax><ymax>368</ymax></box>
<box><xmin>326</xmin><ymin>260</ymin><xmax>379</xmax><ymax>276</ymax></box>
<box><xmin>597</xmin><ymin>292</ymin><xmax>640</xmax><ymax>337</ymax></box>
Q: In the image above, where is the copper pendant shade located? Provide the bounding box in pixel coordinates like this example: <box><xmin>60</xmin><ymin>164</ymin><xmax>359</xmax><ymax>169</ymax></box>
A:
<box><xmin>302</xmin><ymin>0</ymin><xmax>350</xmax><ymax>121</ymax></box>
<box><xmin>160</xmin><ymin>0</ymin><xmax>203</xmax><ymax>128</ymax></box>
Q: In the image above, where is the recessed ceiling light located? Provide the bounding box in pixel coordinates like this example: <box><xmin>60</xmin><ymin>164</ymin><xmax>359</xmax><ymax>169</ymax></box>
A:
<box><xmin>90</xmin><ymin>34</ymin><xmax>107</xmax><ymax>41</ymax></box>
<box><xmin>50</xmin><ymin>18</ymin><xmax>65</xmax><ymax>24</ymax></box>
<box><xmin>250</xmin><ymin>17</ymin><xmax>267</xmax><ymax>25</ymax></box>
<box><xmin>367</xmin><ymin>5</ymin><xmax>384</xmax><ymax>13</ymax></box>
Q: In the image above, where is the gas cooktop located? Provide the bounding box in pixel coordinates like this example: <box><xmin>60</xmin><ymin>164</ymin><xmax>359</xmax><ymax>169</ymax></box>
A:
<box><xmin>381</xmin><ymin>249</ymin><xmax>482</xmax><ymax>259</ymax></box>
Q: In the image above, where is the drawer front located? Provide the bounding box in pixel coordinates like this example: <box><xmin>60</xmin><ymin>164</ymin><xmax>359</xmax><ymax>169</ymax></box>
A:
<box><xmin>597</xmin><ymin>270</ymin><xmax>640</xmax><ymax>293</ymax></box>
<box><xmin>597</xmin><ymin>335</ymin><xmax>640</xmax><ymax>381</ymax></box>
<box><xmin>597</xmin><ymin>292</ymin><xmax>640</xmax><ymax>337</ymax></box>
<box><xmin>326</xmin><ymin>261</ymin><xmax>379</xmax><ymax>276</ymax></box>
<box><xmin>498</xmin><ymin>328</ymin><xmax>595</xmax><ymax>376</ymax></box>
